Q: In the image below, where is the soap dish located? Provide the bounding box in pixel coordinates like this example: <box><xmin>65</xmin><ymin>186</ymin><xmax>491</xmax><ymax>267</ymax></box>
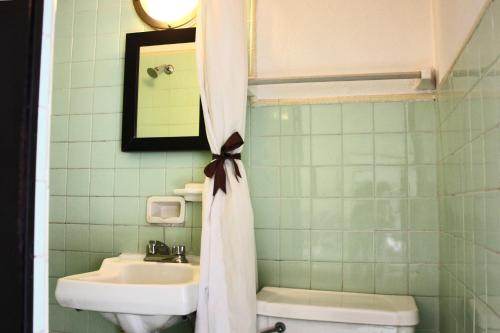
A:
<box><xmin>146</xmin><ymin>196</ymin><xmax>185</xmax><ymax>224</ymax></box>
<box><xmin>174</xmin><ymin>183</ymin><xmax>204</xmax><ymax>202</ymax></box>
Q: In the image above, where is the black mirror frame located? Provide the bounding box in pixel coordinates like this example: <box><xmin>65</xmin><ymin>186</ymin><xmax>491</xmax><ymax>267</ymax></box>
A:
<box><xmin>122</xmin><ymin>28</ymin><xmax>209</xmax><ymax>151</ymax></box>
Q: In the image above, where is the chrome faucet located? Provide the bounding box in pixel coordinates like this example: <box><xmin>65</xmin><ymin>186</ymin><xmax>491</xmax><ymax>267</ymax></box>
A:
<box><xmin>144</xmin><ymin>240</ymin><xmax>188</xmax><ymax>263</ymax></box>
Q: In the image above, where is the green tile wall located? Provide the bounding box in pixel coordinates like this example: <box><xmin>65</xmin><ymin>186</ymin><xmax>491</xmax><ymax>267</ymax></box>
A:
<box><xmin>50</xmin><ymin>1</ymin><xmax>443</xmax><ymax>333</ymax></box>
<box><xmin>247</xmin><ymin>100</ymin><xmax>440</xmax><ymax>332</ymax></box>
<box><xmin>437</xmin><ymin>1</ymin><xmax>500</xmax><ymax>332</ymax></box>
<box><xmin>49</xmin><ymin>0</ymin><xmax>210</xmax><ymax>332</ymax></box>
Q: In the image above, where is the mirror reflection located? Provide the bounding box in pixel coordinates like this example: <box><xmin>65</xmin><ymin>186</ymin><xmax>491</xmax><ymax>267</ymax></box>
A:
<box><xmin>137</xmin><ymin>42</ymin><xmax>199</xmax><ymax>138</ymax></box>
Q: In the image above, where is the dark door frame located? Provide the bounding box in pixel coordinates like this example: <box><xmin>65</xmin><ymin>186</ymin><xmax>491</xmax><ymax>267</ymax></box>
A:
<box><xmin>0</xmin><ymin>0</ymin><xmax>45</xmax><ymax>331</ymax></box>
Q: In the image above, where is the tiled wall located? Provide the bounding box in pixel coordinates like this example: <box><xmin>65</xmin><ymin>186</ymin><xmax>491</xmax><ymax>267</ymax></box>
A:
<box><xmin>49</xmin><ymin>1</ymin><xmax>443</xmax><ymax>333</ymax></box>
<box><xmin>48</xmin><ymin>1</ymin><xmax>209</xmax><ymax>332</ymax></box>
<box><xmin>437</xmin><ymin>1</ymin><xmax>500</xmax><ymax>332</ymax></box>
<box><xmin>246</xmin><ymin>100</ymin><xmax>440</xmax><ymax>332</ymax></box>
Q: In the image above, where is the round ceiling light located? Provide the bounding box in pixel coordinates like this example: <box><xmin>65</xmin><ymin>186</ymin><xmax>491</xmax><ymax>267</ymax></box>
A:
<box><xmin>133</xmin><ymin>0</ymin><xmax>198</xmax><ymax>29</ymax></box>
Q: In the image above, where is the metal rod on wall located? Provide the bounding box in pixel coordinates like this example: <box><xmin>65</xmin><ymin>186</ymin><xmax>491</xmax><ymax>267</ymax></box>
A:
<box><xmin>248</xmin><ymin>71</ymin><xmax>423</xmax><ymax>86</ymax></box>
<box><xmin>248</xmin><ymin>69</ymin><xmax>436</xmax><ymax>91</ymax></box>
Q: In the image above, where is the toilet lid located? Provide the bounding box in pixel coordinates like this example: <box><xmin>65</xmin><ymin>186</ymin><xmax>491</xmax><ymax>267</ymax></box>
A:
<box><xmin>257</xmin><ymin>287</ymin><xmax>419</xmax><ymax>326</ymax></box>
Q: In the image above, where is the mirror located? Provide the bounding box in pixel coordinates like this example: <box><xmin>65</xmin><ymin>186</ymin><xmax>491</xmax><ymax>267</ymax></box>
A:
<box><xmin>122</xmin><ymin>28</ymin><xmax>209</xmax><ymax>151</ymax></box>
<box><xmin>137</xmin><ymin>43</ymin><xmax>199</xmax><ymax>138</ymax></box>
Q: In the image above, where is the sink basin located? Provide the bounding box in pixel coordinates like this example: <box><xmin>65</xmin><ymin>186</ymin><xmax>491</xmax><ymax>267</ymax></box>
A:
<box><xmin>55</xmin><ymin>253</ymin><xmax>199</xmax><ymax>333</ymax></box>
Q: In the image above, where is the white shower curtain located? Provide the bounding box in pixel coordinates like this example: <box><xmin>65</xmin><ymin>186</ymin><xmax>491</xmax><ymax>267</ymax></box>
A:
<box><xmin>195</xmin><ymin>0</ymin><xmax>256</xmax><ymax>332</ymax></box>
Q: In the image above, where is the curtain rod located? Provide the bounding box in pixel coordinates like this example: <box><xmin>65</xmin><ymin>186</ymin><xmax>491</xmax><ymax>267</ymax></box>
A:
<box><xmin>248</xmin><ymin>70</ymin><xmax>426</xmax><ymax>86</ymax></box>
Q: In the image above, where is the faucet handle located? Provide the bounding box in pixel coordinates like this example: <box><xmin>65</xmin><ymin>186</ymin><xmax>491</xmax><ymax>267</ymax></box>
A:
<box><xmin>147</xmin><ymin>240</ymin><xmax>157</xmax><ymax>255</ymax></box>
<box><xmin>147</xmin><ymin>240</ymin><xmax>170</xmax><ymax>255</ymax></box>
<box><xmin>172</xmin><ymin>245</ymin><xmax>186</xmax><ymax>256</ymax></box>
<box><xmin>172</xmin><ymin>245</ymin><xmax>188</xmax><ymax>263</ymax></box>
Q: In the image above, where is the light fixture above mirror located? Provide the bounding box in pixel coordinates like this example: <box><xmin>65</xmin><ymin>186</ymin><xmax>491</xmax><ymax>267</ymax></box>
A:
<box><xmin>133</xmin><ymin>0</ymin><xmax>198</xmax><ymax>29</ymax></box>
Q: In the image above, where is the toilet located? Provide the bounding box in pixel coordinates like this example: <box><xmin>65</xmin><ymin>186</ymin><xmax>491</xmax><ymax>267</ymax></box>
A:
<box><xmin>257</xmin><ymin>287</ymin><xmax>419</xmax><ymax>333</ymax></box>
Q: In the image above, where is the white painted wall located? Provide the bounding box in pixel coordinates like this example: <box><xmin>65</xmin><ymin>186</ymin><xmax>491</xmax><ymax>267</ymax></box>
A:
<box><xmin>254</xmin><ymin>0</ymin><xmax>434</xmax><ymax>78</ymax></box>
<box><xmin>34</xmin><ymin>0</ymin><xmax>55</xmax><ymax>332</ymax></box>
<box><xmin>432</xmin><ymin>0</ymin><xmax>490</xmax><ymax>83</ymax></box>
<box><xmin>252</xmin><ymin>0</ymin><xmax>493</xmax><ymax>96</ymax></box>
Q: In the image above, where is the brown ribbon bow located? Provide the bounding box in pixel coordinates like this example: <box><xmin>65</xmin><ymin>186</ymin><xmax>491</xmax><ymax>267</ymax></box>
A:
<box><xmin>204</xmin><ymin>132</ymin><xmax>244</xmax><ymax>196</ymax></box>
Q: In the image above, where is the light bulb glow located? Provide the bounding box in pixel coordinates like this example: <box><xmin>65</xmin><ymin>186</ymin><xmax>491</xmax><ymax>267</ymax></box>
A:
<box><xmin>139</xmin><ymin>0</ymin><xmax>198</xmax><ymax>27</ymax></box>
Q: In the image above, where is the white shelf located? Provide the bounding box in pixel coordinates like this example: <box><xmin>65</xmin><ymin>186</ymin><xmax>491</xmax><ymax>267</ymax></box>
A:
<box><xmin>174</xmin><ymin>183</ymin><xmax>204</xmax><ymax>202</ymax></box>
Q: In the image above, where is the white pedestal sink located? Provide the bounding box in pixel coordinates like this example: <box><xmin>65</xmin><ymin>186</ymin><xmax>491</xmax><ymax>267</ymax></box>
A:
<box><xmin>55</xmin><ymin>254</ymin><xmax>199</xmax><ymax>333</ymax></box>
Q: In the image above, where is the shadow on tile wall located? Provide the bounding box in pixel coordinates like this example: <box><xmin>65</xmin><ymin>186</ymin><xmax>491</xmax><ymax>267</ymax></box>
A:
<box><xmin>437</xmin><ymin>1</ymin><xmax>500</xmax><ymax>332</ymax></box>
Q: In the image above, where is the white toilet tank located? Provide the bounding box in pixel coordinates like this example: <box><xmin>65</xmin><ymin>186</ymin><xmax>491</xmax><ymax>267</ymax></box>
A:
<box><xmin>257</xmin><ymin>287</ymin><xmax>419</xmax><ymax>333</ymax></box>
